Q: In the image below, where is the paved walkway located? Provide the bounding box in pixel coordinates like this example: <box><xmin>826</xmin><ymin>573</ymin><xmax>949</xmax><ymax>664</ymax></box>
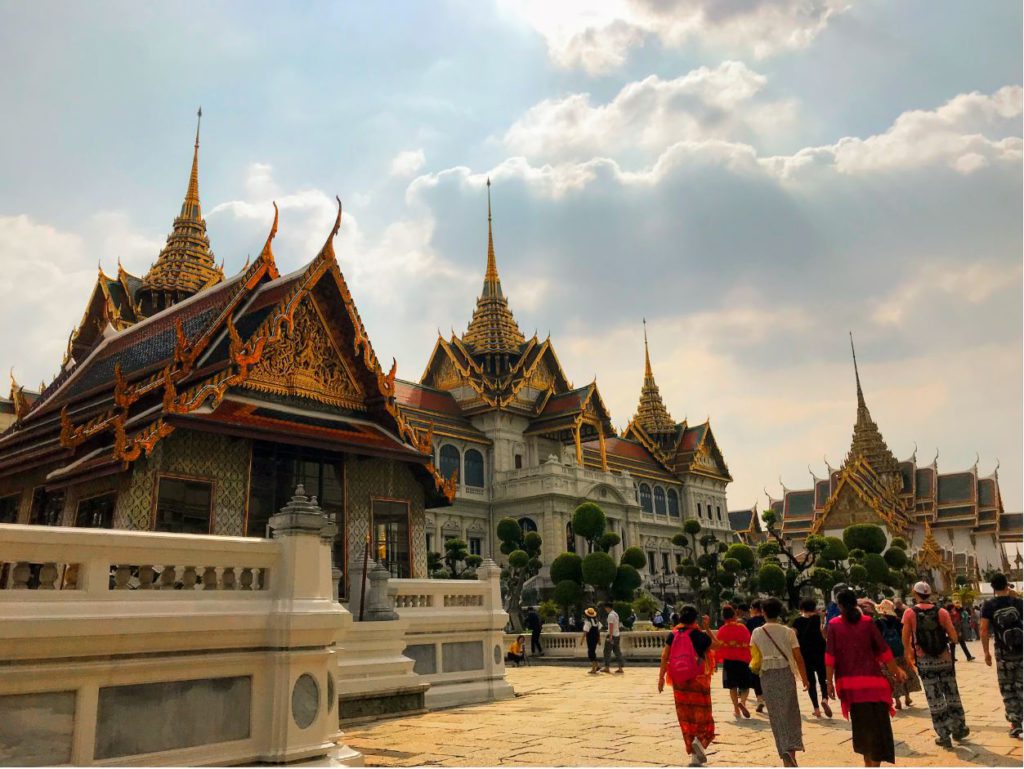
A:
<box><xmin>343</xmin><ymin>641</ymin><xmax>1022</xmax><ymax>767</ymax></box>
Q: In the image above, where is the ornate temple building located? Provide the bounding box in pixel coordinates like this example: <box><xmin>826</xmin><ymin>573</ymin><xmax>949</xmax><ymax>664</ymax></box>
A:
<box><xmin>768</xmin><ymin>337</ymin><xmax>1019</xmax><ymax>593</ymax></box>
<box><xmin>393</xmin><ymin>183</ymin><xmax>735</xmax><ymax>583</ymax></box>
<box><xmin>0</xmin><ymin>116</ymin><xmax>455</xmax><ymax>590</ymax></box>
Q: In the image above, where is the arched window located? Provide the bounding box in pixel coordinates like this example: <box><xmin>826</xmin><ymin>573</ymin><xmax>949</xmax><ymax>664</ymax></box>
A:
<box><xmin>697</xmin><ymin>502</ymin><xmax>703</xmax><ymax>518</ymax></box>
<box><xmin>716</xmin><ymin>505</ymin><xmax>722</xmax><ymax>523</ymax></box>
<box><xmin>653</xmin><ymin>487</ymin><xmax>666</xmax><ymax>515</ymax></box>
<box><xmin>464</xmin><ymin>449</ymin><xmax>484</xmax><ymax>488</ymax></box>
<box><xmin>638</xmin><ymin>483</ymin><xmax>653</xmax><ymax>513</ymax></box>
<box><xmin>566</xmin><ymin>521</ymin><xmax>575</xmax><ymax>553</ymax></box>
<box><xmin>439</xmin><ymin>445</ymin><xmax>460</xmax><ymax>482</ymax></box>
<box><xmin>518</xmin><ymin>517</ymin><xmax>538</xmax><ymax>534</ymax></box>
<box><xmin>667</xmin><ymin>489</ymin><xmax>680</xmax><ymax>517</ymax></box>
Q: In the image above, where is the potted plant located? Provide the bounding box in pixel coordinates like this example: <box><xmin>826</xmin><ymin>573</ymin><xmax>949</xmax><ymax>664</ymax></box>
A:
<box><xmin>538</xmin><ymin>599</ymin><xmax>561</xmax><ymax>633</ymax></box>
<box><xmin>631</xmin><ymin>593</ymin><xmax>660</xmax><ymax>631</ymax></box>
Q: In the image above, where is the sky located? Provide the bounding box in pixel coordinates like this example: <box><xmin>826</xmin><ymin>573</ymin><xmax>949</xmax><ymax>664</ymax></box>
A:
<box><xmin>0</xmin><ymin>1</ymin><xmax>1021</xmax><ymax>517</ymax></box>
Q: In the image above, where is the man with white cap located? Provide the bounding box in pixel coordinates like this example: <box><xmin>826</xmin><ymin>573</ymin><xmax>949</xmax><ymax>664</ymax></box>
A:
<box><xmin>901</xmin><ymin>580</ymin><xmax>968</xmax><ymax>748</ymax></box>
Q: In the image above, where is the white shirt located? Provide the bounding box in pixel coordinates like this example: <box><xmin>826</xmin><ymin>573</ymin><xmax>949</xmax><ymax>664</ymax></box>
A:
<box><xmin>606</xmin><ymin>610</ymin><xmax>621</xmax><ymax>637</ymax></box>
<box><xmin>583</xmin><ymin>618</ymin><xmax>599</xmax><ymax>633</ymax></box>
<box><xmin>751</xmin><ymin>623</ymin><xmax>799</xmax><ymax>671</ymax></box>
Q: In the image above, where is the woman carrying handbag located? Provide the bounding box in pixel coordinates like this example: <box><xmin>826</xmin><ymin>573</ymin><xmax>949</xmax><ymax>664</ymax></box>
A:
<box><xmin>750</xmin><ymin>598</ymin><xmax>809</xmax><ymax>767</ymax></box>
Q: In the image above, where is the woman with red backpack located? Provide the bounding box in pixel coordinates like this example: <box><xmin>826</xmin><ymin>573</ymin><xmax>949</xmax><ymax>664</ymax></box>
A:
<box><xmin>658</xmin><ymin>604</ymin><xmax>716</xmax><ymax>767</ymax></box>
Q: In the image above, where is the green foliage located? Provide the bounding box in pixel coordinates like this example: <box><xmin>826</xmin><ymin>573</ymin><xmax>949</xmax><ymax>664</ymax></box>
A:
<box><xmin>632</xmin><ymin>593</ymin><xmax>660</xmax><ymax>619</ymax></box>
<box><xmin>672</xmin><ymin>533</ymin><xmax>689</xmax><ymax>548</ymax></box>
<box><xmin>598</xmin><ymin>532</ymin><xmax>621</xmax><ymax>551</ymax></box>
<box><xmin>581</xmin><ymin>551</ymin><xmax>617</xmax><ymax>589</ymax></box>
<box><xmin>499</xmin><ymin>541</ymin><xmax>515</xmax><ymax>556</ymax></box>
<box><xmin>725</xmin><ymin>543</ymin><xmax>755</xmax><ymax>570</ymax></box>
<box><xmin>696</xmin><ymin>553</ymin><xmax>716</xmax><ymax>571</ymax></box>
<box><xmin>683</xmin><ymin>519</ymin><xmax>702</xmax><ymax>536</ymax></box>
<box><xmin>465</xmin><ymin>555</ymin><xmax>483</xmax><ymax>569</ymax></box>
<box><xmin>843</xmin><ymin>523</ymin><xmax>888</xmax><ymax>554</ymax></box>
<box><xmin>508</xmin><ymin>550</ymin><xmax>529</xmax><ymax>569</ymax></box>
<box><xmin>719</xmin><ymin>571</ymin><xmax>736</xmax><ymax>588</ymax></box>
<box><xmin>862</xmin><ymin>552</ymin><xmax>889</xmax><ymax>584</ymax></box>
<box><xmin>613</xmin><ymin>600</ymin><xmax>633</xmax><ymax>620</ymax></box>
<box><xmin>758</xmin><ymin>541</ymin><xmax>780</xmax><ymax>558</ymax></box>
<box><xmin>538</xmin><ymin>600</ymin><xmax>560</xmax><ymax>622</ymax></box>
<box><xmin>722</xmin><ymin>557</ymin><xmax>741</xmax><ymax>574</ymax></box>
<box><xmin>848</xmin><ymin>548</ymin><xmax>866</xmax><ymax>562</ymax></box>
<box><xmin>955</xmin><ymin>574</ymin><xmax>968</xmax><ymax>588</ymax></box>
<box><xmin>427</xmin><ymin>551</ymin><xmax>444</xmax><ymax>574</ymax></box>
<box><xmin>621</xmin><ymin>547</ymin><xmax>647</xmax><ymax>570</ymax></box>
<box><xmin>550</xmin><ymin>552</ymin><xmax>583</xmax><ymax>584</ymax></box>
<box><xmin>443</xmin><ymin>538</ymin><xmax>470</xmax><ymax>577</ymax></box>
<box><xmin>822</xmin><ymin>537</ymin><xmax>849</xmax><ymax>562</ymax></box>
<box><xmin>883</xmin><ymin>547</ymin><xmax>908</xmax><ymax>569</ymax></box>
<box><xmin>848</xmin><ymin>564</ymin><xmax>868</xmax><ymax>586</ymax></box>
<box><xmin>528</xmin><ymin>557</ymin><xmax>543</xmax><ymax>571</ymax></box>
<box><xmin>611</xmin><ymin>564</ymin><xmax>642</xmax><ymax>600</ymax></box>
<box><xmin>889</xmin><ymin>537</ymin><xmax>908</xmax><ymax>551</ymax></box>
<box><xmin>678</xmin><ymin>564</ymin><xmax>701</xmax><ymax>580</ymax></box>
<box><xmin>809</xmin><ymin>567</ymin><xmax>838</xmax><ymax>594</ymax></box>
<box><xmin>553</xmin><ymin>579</ymin><xmax>583</xmax><ymax>608</ymax></box>
<box><xmin>805</xmin><ymin>535</ymin><xmax>827</xmax><ymax>554</ymax></box>
<box><xmin>762</xmin><ymin>509</ymin><xmax>778</xmax><ymax>529</ymax></box>
<box><xmin>496</xmin><ymin>518</ymin><xmax>522</xmax><ymax>544</ymax></box>
<box><xmin>758</xmin><ymin>563</ymin><xmax>786</xmax><ymax>596</ymax></box>
<box><xmin>523</xmin><ymin>531</ymin><xmax>542</xmax><ymax>553</ymax></box>
<box><xmin>572</xmin><ymin>502</ymin><xmax>607</xmax><ymax>543</ymax></box>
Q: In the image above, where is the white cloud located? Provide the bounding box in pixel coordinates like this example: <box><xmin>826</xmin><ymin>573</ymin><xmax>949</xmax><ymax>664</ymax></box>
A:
<box><xmin>389</xmin><ymin>149</ymin><xmax>426</xmax><ymax>177</ymax></box>
<box><xmin>501</xmin><ymin>0</ymin><xmax>850</xmax><ymax>74</ymax></box>
<box><xmin>502</xmin><ymin>62</ymin><xmax>796</xmax><ymax>162</ymax></box>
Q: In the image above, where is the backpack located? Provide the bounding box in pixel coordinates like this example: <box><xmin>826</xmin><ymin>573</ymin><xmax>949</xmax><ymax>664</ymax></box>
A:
<box><xmin>877</xmin><ymin>617</ymin><xmax>904</xmax><ymax>657</ymax></box>
<box><xmin>912</xmin><ymin>606</ymin><xmax>949</xmax><ymax>656</ymax></box>
<box><xmin>668</xmin><ymin>628</ymin><xmax>700</xmax><ymax>685</ymax></box>
<box><xmin>992</xmin><ymin>602</ymin><xmax>1023</xmax><ymax>655</ymax></box>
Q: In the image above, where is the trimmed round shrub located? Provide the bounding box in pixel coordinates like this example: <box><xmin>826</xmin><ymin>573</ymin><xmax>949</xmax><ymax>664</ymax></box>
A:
<box><xmin>719</xmin><ymin>571</ymin><xmax>736</xmax><ymax>588</ymax></box>
<box><xmin>863</xmin><ymin>552</ymin><xmax>889</xmax><ymax>583</ymax></box>
<box><xmin>889</xmin><ymin>536</ymin><xmax>909</xmax><ymax>551</ymax></box>
<box><xmin>613</xmin><ymin>600</ymin><xmax>633</xmax><ymax>620</ymax></box>
<box><xmin>821</xmin><ymin>537</ymin><xmax>849</xmax><ymax>562</ymax></box>
<box><xmin>508</xmin><ymin>550</ymin><xmax>529</xmax><ymax>569</ymax></box>
<box><xmin>680</xmin><ymin>564</ymin><xmax>701</xmax><ymax>580</ymax></box>
<box><xmin>758</xmin><ymin>563</ymin><xmax>786</xmax><ymax>596</ymax></box>
<box><xmin>848</xmin><ymin>564</ymin><xmax>868</xmax><ymax>585</ymax></box>
<box><xmin>724</xmin><ymin>543</ymin><xmax>755</xmax><ymax>570</ymax></box>
<box><xmin>553</xmin><ymin>579</ymin><xmax>583</xmax><ymax>607</ymax></box>
<box><xmin>631</xmin><ymin>593</ymin><xmax>659</xmax><ymax>619</ymax></box>
<box><xmin>611</xmin><ymin>564</ymin><xmax>642</xmax><ymax>600</ymax></box>
<box><xmin>672</xmin><ymin>533</ymin><xmax>690</xmax><ymax>548</ymax></box>
<box><xmin>572</xmin><ymin>502</ymin><xmax>607</xmax><ymax>541</ymax></box>
<box><xmin>550</xmin><ymin>552</ymin><xmax>583</xmax><ymax>584</ymax></box>
<box><xmin>581</xmin><ymin>551</ymin><xmax>617</xmax><ymax>589</ymax></box>
<box><xmin>848</xmin><ymin>548</ymin><xmax>866</xmax><ymax>562</ymax></box>
<box><xmin>843</xmin><ymin>523</ymin><xmax>888</xmax><ymax>554</ymax></box>
<box><xmin>883</xmin><ymin>547</ymin><xmax>908</xmax><ymax>569</ymax></box>
<box><xmin>528</xmin><ymin>557</ymin><xmax>542</xmax><ymax>571</ymax></box>
<box><xmin>599</xmin><ymin>532</ymin><xmax>622</xmax><ymax>551</ymax></box>
<box><xmin>683</xmin><ymin>519</ymin><xmax>702</xmax><ymax>536</ymax></box>
<box><xmin>722</xmin><ymin>557</ymin><xmax>742</xmax><ymax>574</ymax></box>
<box><xmin>496</xmin><ymin>518</ymin><xmax>522</xmax><ymax>544</ymax></box>
<box><xmin>523</xmin><ymin>531</ymin><xmax>542</xmax><ymax>553</ymax></box>
<box><xmin>758</xmin><ymin>541</ymin><xmax>780</xmax><ymax>558</ymax></box>
<box><xmin>697</xmin><ymin>553</ymin><xmax>716</xmax><ymax>571</ymax></box>
<box><xmin>805</xmin><ymin>535</ymin><xmax>827</xmax><ymax>554</ymax></box>
<box><xmin>621</xmin><ymin>547</ymin><xmax>647</xmax><ymax>570</ymax></box>
<box><xmin>499</xmin><ymin>541</ymin><xmax>515</xmax><ymax>556</ymax></box>
<box><xmin>465</xmin><ymin>555</ymin><xmax>483</xmax><ymax>569</ymax></box>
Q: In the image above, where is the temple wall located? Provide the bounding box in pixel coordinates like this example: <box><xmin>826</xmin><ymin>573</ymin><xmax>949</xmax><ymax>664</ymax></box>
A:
<box><xmin>345</xmin><ymin>457</ymin><xmax>427</xmax><ymax>579</ymax></box>
<box><xmin>114</xmin><ymin>429</ymin><xmax>251</xmax><ymax>535</ymax></box>
<box><xmin>0</xmin><ymin>467</ymin><xmax>51</xmax><ymax>523</ymax></box>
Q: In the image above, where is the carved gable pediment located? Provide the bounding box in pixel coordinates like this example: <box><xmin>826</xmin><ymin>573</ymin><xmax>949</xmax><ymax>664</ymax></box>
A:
<box><xmin>244</xmin><ymin>295</ymin><xmax>365</xmax><ymax>411</ymax></box>
<box><xmin>821</xmin><ymin>482</ymin><xmax>888</xmax><ymax>532</ymax></box>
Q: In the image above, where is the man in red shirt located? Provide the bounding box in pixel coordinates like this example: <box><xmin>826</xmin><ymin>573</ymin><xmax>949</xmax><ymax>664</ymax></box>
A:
<box><xmin>902</xmin><ymin>581</ymin><xmax>968</xmax><ymax>748</ymax></box>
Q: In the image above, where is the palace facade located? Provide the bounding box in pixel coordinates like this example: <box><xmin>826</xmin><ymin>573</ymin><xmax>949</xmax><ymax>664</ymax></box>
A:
<box><xmin>0</xmin><ymin>119</ymin><xmax>455</xmax><ymax>589</ymax></box>
<box><xmin>393</xmin><ymin>184</ymin><xmax>737</xmax><ymax>585</ymax></box>
<box><xmin>768</xmin><ymin>338</ymin><xmax>1020</xmax><ymax>593</ymax></box>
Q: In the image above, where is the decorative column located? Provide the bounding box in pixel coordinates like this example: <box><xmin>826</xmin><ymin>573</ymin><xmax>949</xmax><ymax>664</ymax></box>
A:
<box><xmin>476</xmin><ymin>558</ymin><xmax>515</xmax><ymax>702</ymax></box>
<box><xmin>365</xmin><ymin>562</ymin><xmax>398</xmax><ymax>621</ymax></box>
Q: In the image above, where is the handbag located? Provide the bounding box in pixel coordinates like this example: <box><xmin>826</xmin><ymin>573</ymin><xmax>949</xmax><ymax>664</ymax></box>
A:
<box><xmin>749</xmin><ymin>643</ymin><xmax>762</xmax><ymax>675</ymax></box>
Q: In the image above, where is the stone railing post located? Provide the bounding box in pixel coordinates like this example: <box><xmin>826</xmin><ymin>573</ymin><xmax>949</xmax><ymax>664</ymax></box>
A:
<box><xmin>476</xmin><ymin>557</ymin><xmax>508</xmax><ymax>685</ymax></box>
<box><xmin>364</xmin><ymin>562</ymin><xmax>398</xmax><ymax>621</ymax></box>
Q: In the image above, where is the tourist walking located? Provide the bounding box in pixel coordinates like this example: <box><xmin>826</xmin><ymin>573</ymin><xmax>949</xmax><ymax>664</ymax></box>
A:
<box><xmin>902</xmin><ymin>581</ymin><xmax>968</xmax><ymax>747</ymax></box>
<box><xmin>875</xmin><ymin>599</ymin><xmax>920</xmax><ymax>710</ymax></box>
<box><xmin>582</xmin><ymin>607</ymin><xmax>602</xmax><ymax>674</ymax></box>
<box><xmin>750</xmin><ymin>598</ymin><xmax>808</xmax><ymax>767</ymax></box>
<box><xmin>826</xmin><ymin>590</ymin><xmax>906</xmax><ymax>767</ymax></box>
<box><xmin>980</xmin><ymin>573</ymin><xmax>1023</xmax><ymax>737</ymax></box>
<box><xmin>601</xmin><ymin>601</ymin><xmax>625</xmax><ymax>674</ymax></box>
<box><xmin>744</xmin><ymin>600</ymin><xmax>767</xmax><ymax>712</ymax></box>
<box><xmin>946</xmin><ymin>602</ymin><xmax>974</xmax><ymax>661</ymax></box>
<box><xmin>716</xmin><ymin>605</ymin><xmax>752</xmax><ymax>718</ymax></box>
<box><xmin>525</xmin><ymin>606</ymin><xmax>543</xmax><ymax>656</ymax></box>
<box><xmin>658</xmin><ymin>605</ymin><xmax>716</xmax><ymax>766</ymax></box>
<box><xmin>792</xmin><ymin>598</ymin><xmax>832</xmax><ymax>718</ymax></box>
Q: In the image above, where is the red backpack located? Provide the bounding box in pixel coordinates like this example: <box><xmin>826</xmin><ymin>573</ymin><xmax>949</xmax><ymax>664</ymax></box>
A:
<box><xmin>668</xmin><ymin>628</ymin><xmax>700</xmax><ymax>684</ymax></box>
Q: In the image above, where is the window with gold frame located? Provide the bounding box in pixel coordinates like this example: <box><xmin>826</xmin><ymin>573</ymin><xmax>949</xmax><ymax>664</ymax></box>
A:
<box><xmin>372</xmin><ymin>498</ymin><xmax>411</xmax><ymax>578</ymax></box>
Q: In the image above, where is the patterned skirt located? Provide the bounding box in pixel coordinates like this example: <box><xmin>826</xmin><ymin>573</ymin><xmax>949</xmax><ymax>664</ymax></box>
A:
<box><xmin>882</xmin><ymin>657</ymin><xmax>922</xmax><ymax>698</ymax></box>
<box><xmin>672</xmin><ymin>675</ymin><xmax>716</xmax><ymax>755</ymax></box>
<box><xmin>760</xmin><ymin>667</ymin><xmax>804</xmax><ymax>758</ymax></box>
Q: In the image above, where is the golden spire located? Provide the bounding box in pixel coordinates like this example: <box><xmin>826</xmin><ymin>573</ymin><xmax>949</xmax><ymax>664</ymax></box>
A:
<box><xmin>633</xmin><ymin>318</ymin><xmax>675</xmax><ymax>434</ymax></box>
<box><xmin>462</xmin><ymin>179</ymin><xmax>525</xmax><ymax>355</ymax></box>
<box><xmin>137</xmin><ymin>107</ymin><xmax>222</xmax><ymax>314</ymax></box>
<box><xmin>843</xmin><ymin>332</ymin><xmax>900</xmax><ymax>476</ymax></box>
<box><xmin>917</xmin><ymin>520</ymin><xmax>944</xmax><ymax>569</ymax></box>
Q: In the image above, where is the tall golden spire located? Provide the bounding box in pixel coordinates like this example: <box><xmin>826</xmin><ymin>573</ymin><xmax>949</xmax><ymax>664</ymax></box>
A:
<box><xmin>843</xmin><ymin>332</ymin><xmax>900</xmax><ymax>476</ymax></box>
<box><xmin>633</xmin><ymin>319</ymin><xmax>675</xmax><ymax>434</ymax></box>
<box><xmin>137</xmin><ymin>108</ymin><xmax>223</xmax><ymax>315</ymax></box>
<box><xmin>462</xmin><ymin>179</ymin><xmax>525</xmax><ymax>355</ymax></box>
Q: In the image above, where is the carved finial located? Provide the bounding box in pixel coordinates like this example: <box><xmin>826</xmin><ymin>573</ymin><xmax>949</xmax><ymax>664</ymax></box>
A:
<box><xmin>994</xmin><ymin>458</ymin><xmax>1000</xmax><ymax>477</ymax></box>
<box><xmin>331</xmin><ymin>196</ymin><xmax>342</xmax><ymax>238</ymax></box>
<box><xmin>912</xmin><ymin>441</ymin><xmax>918</xmax><ymax>462</ymax></box>
<box><xmin>973</xmin><ymin>452</ymin><xmax>980</xmax><ymax>472</ymax></box>
<box><xmin>258</xmin><ymin>202</ymin><xmax>279</xmax><ymax>265</ymax></box>
<box><xmin>932</xmin><ymin>448</ymin><xmax>940</xmax><ymax>466</ymax></box>
<box><xmin>195</xmin><ymin>106</ymin><xmax>202</xmax><ymax>149</ymax></box>
<box><xmin>849</xmin><ymin>330</ymin><xmax>865</xmax><ymax>410</ymax></box>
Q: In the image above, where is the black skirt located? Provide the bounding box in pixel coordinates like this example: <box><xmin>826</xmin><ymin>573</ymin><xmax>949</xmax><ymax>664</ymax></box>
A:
<box><xmin>850</xmin><ymin>702</ymin><xmax>895</xmax><ymax>764</ymax></box>
<box><xmin>722</xmin><ymin>659</ymin><xmax>752</xmax><ymax>690</ymax></box>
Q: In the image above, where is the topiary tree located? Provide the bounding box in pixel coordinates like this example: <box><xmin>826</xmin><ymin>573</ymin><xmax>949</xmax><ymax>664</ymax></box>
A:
<box><xmin>443</xmin><ymin>537</ymin><xmax>470</xmax><ymax>577</ymax></box>
<box><xmin>621</xmin><ymin>547</ymin><xmax>647</xmax><ymax>570</ymax></box>
<box><xmin>632</xmin><ymin>592</ymin><xmax>660</xmax><ymax>621</ymax></box>
<box><xmin>427</xmin><ymin>551</ymin><xmax>445</xmax><ymax>578</ymax></box>
<box><xmin>758</xmin><ymin>563</ymin><xmax>787</xmax><ymax>597</ymax></box>
<box><xmin>496</xmin><ymin>517</ymin><xmax>543</xmax><ymax>631</ymax></box>
<box><xmin>611</xmin><ymin>563</ymin><xmax>642</xmax><ymax>600</ymax></box>
<box><xmin>598</xmin><ymin>532</ymin><xmax>622</xmax><ymax>552</ymax></box>
<box><xmin>760</xmin><ymin>509</ymin><xmax>828</xmax><ymax>608</ymax></box>
<box><xmin>582</xmin><ymin>551</ymin><xmax>617</xmax><ymax>598</ymax></box>
<box><xmin>538</xmin><ymin>599</ymin><xmax>560</xmax><ymax>624</ymax></box>
<box><xmin>843</xmin><ymin>523</ymin><xmax>888</xmax><ymax>555</ymax></box>
<box><xmin>550</xmin><ymin>552</ymin><xmax>583</xmax><ymax>584</ymax></box>
<box><xmin>572</xmin><ymin>502</ymin><xmax>607</xmax><ymax>551</ymax></box>
<box><xmin>553</xmin><ymin>579</ymin><xmax>583</xmax><ymax>619</ymax></box>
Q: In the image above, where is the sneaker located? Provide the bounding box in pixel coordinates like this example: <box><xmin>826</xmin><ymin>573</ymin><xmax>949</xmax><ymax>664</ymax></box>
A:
<box><xmin>935</xmin><ymin>736</ymin><xmax>952</xmax><ymax>749</ymax></box>
<box><xmin>1009</xmin><ymin>725</ymin><xmax>1022</xmax><ymax>738</ymax></box>
<box><xmin>953</xmin><ymin>727</ymin><xmax>970</xmax><ymax>741</ymax></box>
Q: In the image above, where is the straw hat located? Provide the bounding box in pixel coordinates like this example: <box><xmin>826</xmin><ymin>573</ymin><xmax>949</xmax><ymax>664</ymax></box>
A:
<box><xmin>877</xmin><ymin>599</ymin><xmax>896</xmax><ymax>617</ymax></box>
<box><xmin>584</xmin><ymin>607</ymin><xmax>597</xmax><ymax>617</ymax></box>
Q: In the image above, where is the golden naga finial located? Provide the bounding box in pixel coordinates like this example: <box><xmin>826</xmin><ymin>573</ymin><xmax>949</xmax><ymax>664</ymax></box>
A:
<box><xmin>258</xmin><ymin>202</ymin><xmax>279</xmax><ymax>265</ymax></box>
<box><xmin>8</xmin><ymin>367</ymin><xmax>16</xmax><ymax>397</ymax></box>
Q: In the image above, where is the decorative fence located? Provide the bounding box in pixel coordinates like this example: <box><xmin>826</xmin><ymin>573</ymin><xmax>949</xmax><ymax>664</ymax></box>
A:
<box><xmin>0</xmin><ymin>490</ymin><xmax>360</xmax><ymax>768</ymax></box>
<box><xmin>502</xmin><ymin>630</ymin><xmax>667</xmax><ymax>661</ymax></box>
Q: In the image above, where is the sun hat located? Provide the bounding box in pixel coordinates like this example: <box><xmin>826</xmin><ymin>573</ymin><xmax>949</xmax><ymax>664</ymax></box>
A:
<box><xmin>877</xmin><ymin>599</ymin><xmax>896</xmax><ymax>617</ymax></box>
<box><xmin>913</xmin><ymin>581</ymin><xmax>932</xmax><ymax>596</ymax></box>
<box><xmin>584</xmin><ymin>607</ymin><xmax>597</xmax><ymax>617</ymax></box>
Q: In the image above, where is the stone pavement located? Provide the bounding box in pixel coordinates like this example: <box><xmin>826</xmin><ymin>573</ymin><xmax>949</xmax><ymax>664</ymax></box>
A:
<box><xmin>343</xmin><ymin>641</ymin><xmax>1022</xmax><ymax>767</ymax></box>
